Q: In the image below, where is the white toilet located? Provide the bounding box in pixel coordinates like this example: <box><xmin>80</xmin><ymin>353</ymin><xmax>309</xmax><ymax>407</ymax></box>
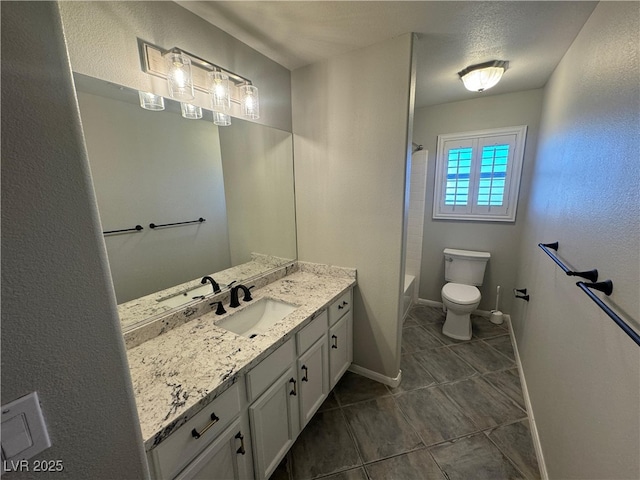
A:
<box><xmin>441</xmin><ymin>248</ymin><xmax>491</xmax><ymax>340</ymax></box>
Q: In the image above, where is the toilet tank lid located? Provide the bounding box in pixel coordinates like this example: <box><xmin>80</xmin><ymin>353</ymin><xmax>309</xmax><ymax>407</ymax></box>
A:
<box><xmin>444</xmin><ymin>248</ymin><xmax>491</xmax><ymax>259</ymax></box>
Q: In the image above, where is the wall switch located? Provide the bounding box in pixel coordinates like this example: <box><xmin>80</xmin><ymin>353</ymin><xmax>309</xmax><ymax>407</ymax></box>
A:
<box><xmin>1</xmin><ymin>392</ymin><xmax>51</xmax><ymax>463</ymax></box>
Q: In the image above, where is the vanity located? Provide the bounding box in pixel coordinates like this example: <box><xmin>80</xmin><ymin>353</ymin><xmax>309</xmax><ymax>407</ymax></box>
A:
<box><xmin>72</xmin><ymin>61</ymin><xmax>353</xmax><ymax>479</ymax></box>
<box><xmin>126</xmin><ymin>263</ymin><xmax>355</xmax><ymax>479</ymax></box>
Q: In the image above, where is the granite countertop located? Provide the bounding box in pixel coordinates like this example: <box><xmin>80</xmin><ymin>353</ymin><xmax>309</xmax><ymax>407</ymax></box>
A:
<box><xmin>126</xmin><ymin>268</ymin><xmax>356</xmax><ymax>451</ymax></box>
<box><xmin>118</xmin><ymin>254</ymin><xmax>294</xmax><ymax>331</ymax></box>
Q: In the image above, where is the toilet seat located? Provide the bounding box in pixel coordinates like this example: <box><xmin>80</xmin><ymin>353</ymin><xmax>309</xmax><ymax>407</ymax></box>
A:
<box><xmin>442</xmin><ymin>283</ymin><xmax>481</xmax><ymax>305</ymax></box>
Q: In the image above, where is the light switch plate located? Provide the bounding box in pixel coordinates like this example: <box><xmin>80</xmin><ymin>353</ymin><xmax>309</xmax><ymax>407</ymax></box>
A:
<box><xmin>1</xmin><ymin>392</ymin><xmax>51</xmax><ymax>463</ymax></box>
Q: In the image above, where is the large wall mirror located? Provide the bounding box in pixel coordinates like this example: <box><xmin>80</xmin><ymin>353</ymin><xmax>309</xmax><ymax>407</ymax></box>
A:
<box><xmin>74</xmin><ymin>74</ymin><xmax>297</xmax><ymax>330</ymax></box>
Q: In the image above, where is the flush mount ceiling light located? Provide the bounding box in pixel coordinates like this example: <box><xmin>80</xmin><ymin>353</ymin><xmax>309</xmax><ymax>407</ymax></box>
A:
<box><xmin>140</xmin><ymin>41</ymin><xmax>260</xmax><ymax>122</ymax></box>
<box><xmin>458</xmin><ymin>60</ymin><xmax>509</xmax><ymax>92</ymax></box>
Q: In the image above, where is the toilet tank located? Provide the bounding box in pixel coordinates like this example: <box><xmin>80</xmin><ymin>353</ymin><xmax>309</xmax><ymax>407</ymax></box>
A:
<box><xmin>444</xmin><ymin>248</ymin><xmax>491</xmax><ymax>286</ymax></box>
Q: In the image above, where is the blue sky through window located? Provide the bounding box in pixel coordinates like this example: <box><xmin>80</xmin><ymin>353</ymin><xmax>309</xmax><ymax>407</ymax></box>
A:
<box><xmin>445</xmin><ymin>147</ymin><xmax>472</xmax><ymax>205</ymax></box>
<box><xmin>478</xmin><ymin>145</ymin><xmax>508</xmax><ymax>206</ymax></box>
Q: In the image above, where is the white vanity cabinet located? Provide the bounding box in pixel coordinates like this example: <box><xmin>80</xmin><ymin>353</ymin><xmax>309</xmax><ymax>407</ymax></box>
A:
<box><xmin>249</xmin><ymin>365</ymin><xmax>300</xmax><ymax>479</ymax></box>
<box><xmin>148</xmin><ymin>287</ymin><xmax>354</xmax><ymax>480</ymax></box>
<box><xmin>246</xmin><ymin>339</ymin><xmax>299</xmax><ymax>480</ymax></box>
<box><xmin>328</xmin><ymin>290</ymin><xmax>353</xmax><ymax>389</ymax></box>
<box><xmin>175</xmin><ymin>416</ymin><xmax>252</xmax><ymax>480</ymax></box>
<box><xmin>296</xmin><ymin>311</ymin><xmax>329</xmax><ymax>429</ymax></box>
<box><xmin>148</xmin><ymin>383</ymin><xmax>252</xmax><ymax>480</ymax></box>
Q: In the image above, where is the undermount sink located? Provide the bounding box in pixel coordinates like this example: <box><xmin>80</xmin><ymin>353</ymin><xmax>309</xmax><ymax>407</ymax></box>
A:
<box><xmin>216</xmin><ymin>298</ymin><xmax>298</xmax><ymax>338</ymax></box>
<box><xmin>157</xmin><ymin>284</ymin><xmax>214</xmax><ymax>308</ymax></box>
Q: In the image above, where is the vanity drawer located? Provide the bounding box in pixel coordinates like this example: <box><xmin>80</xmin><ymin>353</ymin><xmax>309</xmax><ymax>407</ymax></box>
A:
<box><xmin>152</xmin><ymin>383</ymin><xmax>241</xmax><ymax>480</ymax></box>
<box><xmin>297</xmin><ymin>311</ymin><xmax>328</xmax><ymax>354</ymax></box>
<box><xmin>329</xmin><ymin>289</ymin><xmax>352</xmax><ymax>326</ymax></box>
<box><xmin>246</xmin><ymin>338</ymin><xmax>295</xmax><ymax>403</ymax></box>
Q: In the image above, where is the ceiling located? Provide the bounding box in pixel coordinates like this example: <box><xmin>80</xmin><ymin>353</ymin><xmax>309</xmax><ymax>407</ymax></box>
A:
<box><xmin>177</xmin><ymin>1</ymin><xmax>597</xmax><ymax>108</ymax></box>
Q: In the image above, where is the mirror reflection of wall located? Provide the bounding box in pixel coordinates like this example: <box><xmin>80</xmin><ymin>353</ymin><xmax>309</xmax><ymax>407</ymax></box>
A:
<box><xmin>75</xmin><ymin>75</ymin><xmax>296</xmax><ymax>305</ymax></box>
<box><xmin>220</xmin><ymin>120</ymin><xmax>297</xmax><ymax>266</ymax></box>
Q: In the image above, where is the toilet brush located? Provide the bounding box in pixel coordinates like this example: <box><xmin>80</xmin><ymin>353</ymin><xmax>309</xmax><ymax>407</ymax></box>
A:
<box><xmin>490</xmin><ymin>285</ymin><xmax>504</xmax><ymax>325</ymax></box>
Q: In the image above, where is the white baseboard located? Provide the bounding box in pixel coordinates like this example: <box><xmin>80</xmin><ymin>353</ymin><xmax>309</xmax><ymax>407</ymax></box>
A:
<box><xmin>505</xmin><ymin>314</ymin><xmax>549</xmax><ymax>480</ymax></box>
<box><xmin>416</xmin><ymin>298</ymin><xmax>492</xmax><ymax>317</ymax></box>
<box><xmin>348</xmin><ymin>364</ymin><xmax>402</xmax><ymax>388</ymax></box>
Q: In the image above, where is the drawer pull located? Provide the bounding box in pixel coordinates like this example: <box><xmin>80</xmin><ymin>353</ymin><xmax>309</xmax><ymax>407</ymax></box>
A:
<box><xmin>331</xmin><ymin>334</ymin><xmax>338</xmax><ymax>349</ymax></box>
<box><xmin>338</xmin><ymin>305</ymin><xmax>344</xmax><ymax>310</ymax></box>
<box><xmin>342</xmin><ymin>301</ymin><xmax>349</xmax><ymax>306</ymax></box>
<box><xmin>235</xmin><ymin>431</ymin><xmax>246</xmax><ymax>455</ymax></box>
<box><xmin>301</xmin><ymin>365</ymin><xmax>308</xmax><ymax>382</ymax></box>
<box><xmin>289</xmin><ymin>377</ymin><xmax>297</xmax><ymax>396</ymax></box>
<box><xmin>191</xmin><ymin>412</ymin><xmax>220</xmax><ymax>439</ymax></box>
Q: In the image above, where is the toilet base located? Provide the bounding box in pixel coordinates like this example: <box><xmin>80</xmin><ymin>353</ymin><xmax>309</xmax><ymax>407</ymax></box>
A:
<box><xmin>442</xmin><ymin>309</ymin><xmax>472</xmax><ymax>340</ymax></box>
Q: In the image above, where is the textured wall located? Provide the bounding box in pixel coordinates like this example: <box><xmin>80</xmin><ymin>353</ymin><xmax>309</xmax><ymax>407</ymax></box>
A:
<box><xmin>292</xmin><ymin>34</ymin><xmax>414</xmax><ymax>379</ymax></box>
<box><xmin>413</xmin><ymin>89</ymin><xmax>544</xmax><ymax>312</ymax></box>
<box><xmin>77</xmin><ymin>91</ymin><xmax>231</xmax><ymax>303</ymax></box>
<box><xmin>512</xmin><ymin>3</ymin><xmax>640</xmax><ymax>478</ymax></box>
<box><xmin>59</xmin><ymin>1</ymin><xmax>292</xmax><ymax>132</ymax></box>
<box><xmin>1</xmin><ymin>2</ymin><xmax>148</xmax><ymax>478</ymax></box>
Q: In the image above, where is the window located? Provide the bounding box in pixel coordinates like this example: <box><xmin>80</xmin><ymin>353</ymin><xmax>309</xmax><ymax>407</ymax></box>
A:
<box><xmin>433</xmin><ymin>125</ymin><xmax>527</xmax><ymax>222</ymax></box>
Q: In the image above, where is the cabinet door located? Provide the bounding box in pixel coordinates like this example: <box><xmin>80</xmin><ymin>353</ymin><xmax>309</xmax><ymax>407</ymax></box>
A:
<box><xmin>329</xmin><ymin>310</ymin><xmax>353</xmax><ymax>389</ymax></box>
<box><xmin>249</xmin><ymin>366</ymin><xmax>300</xmax><ymax>480</ymax></box>
<box><xmin>298</xmin><ymin>335</ymin><xmax>329</xmax><ymax>428</ymax></box>
<box><xmin>175</xmin><ymin>417</ymin><xmax>253</xmax><ymax>480</ymax></box>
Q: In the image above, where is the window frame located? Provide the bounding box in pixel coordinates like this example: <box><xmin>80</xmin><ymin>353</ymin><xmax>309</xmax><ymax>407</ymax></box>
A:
<box><xmin>432</xmin><ymin>125</ymin><xmax>527</xmax><ymax>222</ymax></box>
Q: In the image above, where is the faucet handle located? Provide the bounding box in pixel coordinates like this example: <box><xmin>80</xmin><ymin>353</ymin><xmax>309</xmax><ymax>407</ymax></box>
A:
<box><xmin>243</xmin><ymin>286</ymin><xmax>255</xmax><ymax>302</ymax></box>
<box><xmin>210</xmin><ymin>301</ymin><xmax>226</xmax><ymax>315</ymax></box>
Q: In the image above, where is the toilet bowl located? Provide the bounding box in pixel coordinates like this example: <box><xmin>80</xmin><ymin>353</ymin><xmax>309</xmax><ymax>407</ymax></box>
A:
<box><xmin>441</xmin><ymin>282</ymin><xmax>481</xmax><ymax>340</ymax></box>
<box><xmin>440</xmin><ymin>248</ymin><xmax>490</xmax><ymax>340</ymax></box>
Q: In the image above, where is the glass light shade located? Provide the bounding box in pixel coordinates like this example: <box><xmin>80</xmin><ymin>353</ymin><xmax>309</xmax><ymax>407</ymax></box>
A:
<box><xmin>460</xmin><ymin>67</ymin><xmax>504</xmax><ymax>92</ymax></box>
<box><xmin>208</xmin><ymin>71</ymin><xmax>231</xmax><ymax>112</ymax></box>
<box><xmin>165</xmin><ymin>51</ymin><xmax>195</xmax><ymax>101</ymax></box>
<box><xmin>138</xmin><ymin>91</ymin><xmax>165</xmax><ymax>111</ymax></box>
<box><xmin>241</xmin><ymin>84</ymin><xmax>260</xmax><ymax>119</ymax></box>
<box><xmin>213</xmin><ymin>111</ymin><xmax>231</xmax><ymax>127</ymax></box>
<box><xmin>180</xmin><ymin>103</ymin><xmax>202</xmax><ymax>120</ymax></box>
<box><xmin>458</xmin><ymin>61</ymin><xmax>508</xmax><ymax>92</ymax></box>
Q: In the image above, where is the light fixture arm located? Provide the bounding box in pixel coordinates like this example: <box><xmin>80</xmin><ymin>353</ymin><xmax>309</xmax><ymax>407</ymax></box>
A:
<box><xmin>139</xmin><ymin>40</ymin><xmax>254</xmax><ymax>94</ymax></box>
<box><xmin>161</xmin><ymin>46</ymin><xmax>253</xmax><ymax>87</ymax></box>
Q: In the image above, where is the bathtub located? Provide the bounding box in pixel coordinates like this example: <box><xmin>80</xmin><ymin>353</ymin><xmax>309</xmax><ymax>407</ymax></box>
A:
<box><xmin>403</xmin><ymin>274</ymin><xmax>415</xmax><ymax>320</ymax></box>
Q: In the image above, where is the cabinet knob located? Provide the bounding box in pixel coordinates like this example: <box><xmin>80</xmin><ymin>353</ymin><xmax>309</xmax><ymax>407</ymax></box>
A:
<box><xmin>191</xmin><ymin>412</ymin><xmax>220</xmax><ymax>439</ymax></box>
<box><xmin>301</xmin><ymin>365</ymin><xmax>308</xmax><ymax>382</ymax></box>
<box><xmin>289</xmin><ymin>378</ymin><xmax>297</xmax><ymax>396</ymax></box>
<box><xmin>331</xmin><ymin>334</ymin><xmax>338</xmax><ymax>349</ymax></box>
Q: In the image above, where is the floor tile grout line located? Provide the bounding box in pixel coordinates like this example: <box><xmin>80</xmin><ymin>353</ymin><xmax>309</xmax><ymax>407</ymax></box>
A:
<box><xmin>448</xmin><ymin>340</ymin><xmax>517</xmax><ymax>375</ymax></box>
<box><xmin>483</xmin><ymin>428</ymin><xmax>536</xmax><ymax>480</ymax></box>
<box><xmin>479</xmin><ymin>335</ymin><xmax>519</xmax><ymax>363</ymax></box>
<box><xmin>336</xmin><ymin>401</ymin><xmax>367</xmax><ymax>470</ymax></box>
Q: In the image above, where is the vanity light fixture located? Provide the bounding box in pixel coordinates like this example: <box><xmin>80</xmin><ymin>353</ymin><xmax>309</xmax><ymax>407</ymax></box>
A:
<box><xmin>213</xmin><ymin>111</ymin><xmax>232</xmax><ymax>127</ymax></box>
<box><xmin>180</xmin><ymin>103</ymin><xmax>202</xmax><ymax>120</ymax></box>
<box><xmin>164</xmin><ymin>50</ymin><xmax>195</xmax><ymax>101</ymax></box>
<box><xmin>138</xmin><ymin>91</ymin><xmax>165</xmax><ymax>111</ymax></box>
<box><xmin>240</xmin><ymin>84</ymin><xmax>260</xmax><ymax>120</ymax></box>
<box><xmin>458</xmin><ymin>60</ymin><xmax>509</xmax><ymax>92</ymax></box>
<box><xmin>208</xmin><ymin>71</ymin><xmax>231</xmax><ymax>113</ymax></box>
<box><xmin>140</xmin><ymin>41</ymin><xmax>260</xmax><ymax>121</ymax></box>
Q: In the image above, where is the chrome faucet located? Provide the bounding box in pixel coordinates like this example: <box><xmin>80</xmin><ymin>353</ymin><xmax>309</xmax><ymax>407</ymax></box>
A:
<box><xmin>229</xmin><ymin>284</ymin><xmax>254</xmax><ymax>308</ymax></box>
<box><xmin>201</xmin><ymin>276</ymin><xmax>221</xmax><ymax>294</ymax></box>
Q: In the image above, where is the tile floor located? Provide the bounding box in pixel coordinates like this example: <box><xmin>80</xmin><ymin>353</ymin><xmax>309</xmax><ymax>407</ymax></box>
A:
<box><xmin>270</xmin><ymin>304</ymin><xmax>541</xmax><ymax>480</ymax></box>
